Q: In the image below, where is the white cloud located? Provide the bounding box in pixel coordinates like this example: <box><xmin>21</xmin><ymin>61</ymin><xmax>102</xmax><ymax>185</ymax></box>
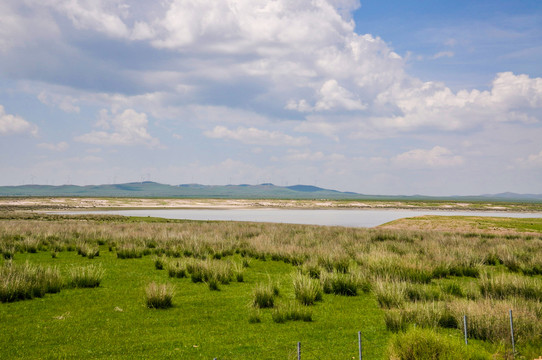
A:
<box><xmin>37</xmin><ymin>141</ymin><xmax>69</xmax><ymax>151</ymax></box>
<box><xmin>0</xmin><ymin>105</ymin><xmax>38</xmax><ymax>136</ymax></box>
<box><xmin>204</xmin><ymin>126</ymin><xmax>310</xmax><ymax>146</ymax></box>
<box><xmin>6</xmin><ymin>1</ymin><xmax>542</xmax><ymax>140</ymax></box>
<box><xmin>490</xmin><ymin>72</ymin><xmax>542</xmax><ymax>109</ymax></box>
<box><xmin>0</xmin><ymin>1</ymin><xmax>61</xmax><ymax>53</ymax></box>
<box><xmin>284</xmin><ymin>150</ymin><xmax>345</xmax><ymax>162</ymax></box>
<box><xmin>431</xmin><ymin>51</ymin><xmax>454</xmax><ymax>59</ymax></box>
<box><xmin>392</xmin><ymin>146</ymin><xmax>464</xmax><ymax>168</ymax></box>
<box><xmin>75</xmin><ymin>109</ymin><xmax>159</xmax><ymax>147</ymax></box>
<box><xmin>315</xmin><ymin>79</ymin><xmax>367</xmax><ymax>111</ymax></box>
<box><xmin>2</xmin><ymin>0</ymin><xmax>542</xmax><ymax>196</ymax></box>
<box><xmin>151</xmin><ymin>1</ymin><xmax>353</xmax><ymax>51</ymax></box>
<box><xmin>327</xmin><ymin>0</ymin><xmax>360</xmax><ymax>19</ymax></box>
<box><xmin>38</xmin><ymin>91</ymin><xmax>80</xmax><ymax>113</ymax></box>
<box><xmin>286</xmin><ymin>79</ymin><xmax>367</xmax><ymax>112</ymax></box>
<box><xmin>286</xmin><ymin>99</ymin><xmax>313</xmax><ymax>113</ymax></box>
<box><xmin>374</xmin><ymin>72</ymin><xmax>542</xmax><ymax>132</ymax></box>
<box><xmin>517</xmin><ymin>150</ymin><xmax>542</xmax><ymax>168</ymax></box>
<box><xmin>40</xmin><ymin>0</ymin><xmax>130</xmax><ymax>38</ymax></box>
<box><xmin>294</xmin><ymin>119</ymin><xmax>340</xmax><ymax>141</ymax></box>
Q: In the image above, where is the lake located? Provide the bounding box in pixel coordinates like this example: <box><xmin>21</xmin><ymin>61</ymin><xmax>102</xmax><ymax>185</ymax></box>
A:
<box><xmin>58</xmin><ymin>208</ymin><xmax>542</xmax><ymax>228</ymax></box>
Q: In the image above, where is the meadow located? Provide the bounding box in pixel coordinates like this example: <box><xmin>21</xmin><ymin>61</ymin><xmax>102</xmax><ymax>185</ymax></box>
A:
<box><xmin>1</xmin><ymin>211</ymin><xmax>542</xmax><ymax>359</ymax></box>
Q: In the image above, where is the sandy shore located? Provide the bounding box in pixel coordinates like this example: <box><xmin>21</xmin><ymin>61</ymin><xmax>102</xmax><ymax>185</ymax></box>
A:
<box><xmin>1</xmin><ymin>197</ymin><xmax>541</xmax><ymax>212</ymax></box>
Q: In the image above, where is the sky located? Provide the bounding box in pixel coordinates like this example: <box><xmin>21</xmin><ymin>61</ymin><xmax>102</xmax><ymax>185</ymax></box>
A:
<box><xmin>1</xmin><ymin>0</ymin><xmax>541</xmax><ymax>196</ymax></box>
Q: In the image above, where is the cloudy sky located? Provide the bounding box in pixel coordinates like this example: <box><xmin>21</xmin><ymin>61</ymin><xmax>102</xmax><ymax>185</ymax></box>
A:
<box><xmin>1</xmin><ymin>0</ymin><xmax>541</xmax><ymax>195</ymax></box>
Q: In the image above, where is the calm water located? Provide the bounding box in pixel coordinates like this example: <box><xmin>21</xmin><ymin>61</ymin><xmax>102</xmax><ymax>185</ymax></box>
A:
<box><xmin>58</xmin><ymin>208</ymin><xmax>542</xmax><ymax>228</ymax></box>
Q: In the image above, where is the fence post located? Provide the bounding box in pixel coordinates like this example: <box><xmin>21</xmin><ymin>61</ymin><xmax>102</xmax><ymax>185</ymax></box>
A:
<box><xmin>463</xmin><ymin>315</ymin><xmax>468</xmax><ymax>345</ymax></box>
<box><xmin>297</xmin><ymin>341</ymin><xmax>301</xmax><ymax>360</ymax></box>
<box><xmin>509</xmin><ymin>310</ymin><xmax>516</xmax><ymax>356</ymax></box>
<box><xmin>358</xmin><ymin>331</ymin><xmax>362</xmax><ymax>360</ymax></box>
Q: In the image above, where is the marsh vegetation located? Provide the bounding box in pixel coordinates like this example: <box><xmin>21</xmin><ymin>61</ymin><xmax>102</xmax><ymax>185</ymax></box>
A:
<box><xmin>0</xmin><ymin>212</ymin><xmax>541</xmax><ymax>358</ymax></box>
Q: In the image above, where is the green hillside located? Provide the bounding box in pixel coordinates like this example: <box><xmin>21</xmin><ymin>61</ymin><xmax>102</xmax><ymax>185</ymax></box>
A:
<box><xmin>0</xmin><ymin>182</ymin><xmax>541</xmax><ymax>202</ymax></box>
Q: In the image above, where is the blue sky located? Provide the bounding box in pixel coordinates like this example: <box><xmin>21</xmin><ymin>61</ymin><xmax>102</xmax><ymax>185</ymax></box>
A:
<box><xmin>1</xmin><ymin>0</ymin><xmax>541</xmax><ymax>195</ymax></box>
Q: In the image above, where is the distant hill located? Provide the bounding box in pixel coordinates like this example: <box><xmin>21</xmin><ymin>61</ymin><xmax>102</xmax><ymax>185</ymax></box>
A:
<box><xmin>0</xmin><ymin>182</ymin><xmax>541</xmax><ymax>202</ymax></box>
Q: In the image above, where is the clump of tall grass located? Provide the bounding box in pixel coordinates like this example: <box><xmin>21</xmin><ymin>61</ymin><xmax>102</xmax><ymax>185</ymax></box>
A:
<box><xmin>1</xmin><ymin>245</ymin><xmax>15</xmax><ymax>260</ymax></box>
<box><xmin>272</xmin><ymin>302</ymin><xmax>312</xmax><ymax>323</ymax></box>
<box><xmin>370</xmin><ymin>231</ymin><xmax>399</xmax><ymax>242</ymax></box>
<box><xmin>248</xmin><ymin>309</ymin><xmax>262</xmax><ymax>324</ymax></box>
<box><xmin>387</xmin><ymin>326</ymin><xmax>490</xmax><ymax>360</ymax></box>
<box><xmin>116</xmin><ymin>244</ymin><xmax>144</xmax><ymax>259</ymax></box>
<box><xmin>375</xmin><ymin>280</ymin><xmax>443</xmax><ymax>308</ymax></box>
<box><xmin>153</xmin><ymin>255</ymin><xmax>166</xmax><ymax>270</ymax></box>
<box><xmin>20</xmin><ymin>238</ymin><xmax>39</xmax><ymax>253</ymax></box>
<box><xmin>368</xmin><ymin>256</ymin><xmax>433</xmax><ymax>284</ymax></box>
<box><xmin>292</xmin><ymin>273</ymin><xmax>323</xmax><ymax>305</ymax></box>
<box><xmin>145</xmin><ymin>282</ymin><xmax>174</xmax><ymax>309</ymax></box>
<box><xmin>405</xmin><ymin>283</ymin><xmax>442</xmax><ymax>302</ymax></box>
<box><xmin>233</xmin><ymin>263</ymin><xmax>244</xmax><ymax>282</ymax></box>
<box><xmin>373</xmin><ymin>279</ymin><xmax>406</xmax><ymax>308</ymax></box>
<box><xmin>68</xmin><ymin>264</ymin><xmax>104</xmax><ymax>288</ymax></box>
<box><xmin>252</xmin><ymin>282</ymin><xmax>278</xmax><ymax>308</ymax></box>
<box><xmin>77</xmin><ymin>243</ymin><xmax>99</xmax><ymax>259</ymax></box>
<box><xmin>0</xmin><ymin>261</ymin><xmax>63</xmax><ymax>302</ymax></box>
<box><xmin>440</xmin><ymin>281</ymin><xmax>465</xmax><ymax>298</ymax></box>
<box><xmin>320</xmin><ymin>272</ymin><xmax>360</xmax><ymax>296</ymax></box>
<box><xmin>300</xmin><ymin>261</ymin><xmax>322</xmax><ymax>279</ymax></box>
<box><xmin>207</xmin><ymin>276</ymin><xmax>220</xmax><ymax>291</ymax></box>
<box><xmin>479</xmin><ymin>272</ymin><xmax>542</xmax><ymax>300</ymax></box>
<box><xmin>385</xmin><ymin>302</ymin><xmax>458</xmax><ymax>332</ymax></box>
<box><xmin>317</xmin><ymin>255</ymin><xmax>350</xmax><ymax>273</ymax></box>
<box><xmin>447</xmin><ymin>264</ymin><xmax>480</xmax><ymax>278</ymax></box>
<box><xmin>166</xmin><ymin>259</ymin><xmax>187</xmax><ymax>278</ymax></box>
<box><xmin>183</xmin><ymin>258</ymin><xmax>236</xmax><ymax>285</ymax></box>
<box><xmin>448</xmin><ymin>299</ymin><xmax>542</xmax><ymax>344</ymax></box>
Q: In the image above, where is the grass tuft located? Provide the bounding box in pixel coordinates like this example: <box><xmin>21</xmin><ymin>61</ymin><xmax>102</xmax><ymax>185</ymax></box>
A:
<box><xmin>252</xmin><ymin>282</ymin><xmax>277</xmax><ymax>308</ymax></box>
<box><xmin>0</xmin><ymin>261</ymin><xmax>63</xmax><ymax>302</ymax></box>
<box><xmin>248</xmin><ymin>309</ymin><xmax>262</xmax><ymax>324</ymax></box>
<box><xmin>292</xmin><ymin>272</ymin><xmax>323</xmax><ymax>305</ymax></box>
<box><xmin>387</xmin><ymin>326</ymin><xmax>490</xmax><ymax>360</ymax></box>
<box><xmin>320</xmin><ymin>272</ymin><xmax>359</xmax><ymax>296</ymax></box>
<box><xmin>145</xmin><ymin>282</ymin><xmax>174</xmax><ymax>309</ymax></box>
<box><xmin>272</xmin><ymin>302</ymin><xmax>312</xmax><ymax>323</ymax></box>
<box><xmin>68</xmin><ymin>264</ymin><xmax>104</xmax><ymax>288</ymax></box>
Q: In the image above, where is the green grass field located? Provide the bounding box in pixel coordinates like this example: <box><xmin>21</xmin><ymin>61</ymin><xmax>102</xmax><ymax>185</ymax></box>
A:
<box><xmin>0</xmin><ymin>250</ymin><xmax>389</xmax><ymax>359</ymax></box>
<box><xmin>1</xmin><ymin>213</ymin><xmax>542</xmax><ymax>359</ymax></box>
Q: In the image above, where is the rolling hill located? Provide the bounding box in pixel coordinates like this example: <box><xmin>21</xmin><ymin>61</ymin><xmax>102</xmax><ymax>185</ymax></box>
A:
<box><xmin>0</xmin><ymin>182</ymin><xmax>541</xmax><ymax>202</ymax></box>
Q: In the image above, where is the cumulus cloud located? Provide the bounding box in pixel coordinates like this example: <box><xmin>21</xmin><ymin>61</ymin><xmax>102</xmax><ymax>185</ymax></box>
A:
<box><xmin>392</xmin><ymin>146</ymin><xmax>464</xmax><ymax>168</ymax></box>
<box><xmin>5</xmin><ymin>0</ymin><xmax>542</xmax><ymax>138</ymax></box>
<box><xmin>37</xmin><ymin>141</ymin><xmax>69</xmax><ymax>151</ymax></box>
<box><xmin>374</xmin><ymin>72</ymin><xmax>542</xmax><ymax>132</ymax></box>
<box><xmin>204</xmin><ymin>126</ymin><xmax>310</xmax><ymax>146</ymax></box>
<box><xmin>288</xmin><ymin>80</ymin><xmax>367</xmax><ymax>112</ymax></box>
<box><xmin>0</xmin><ymin>105</ymin><xmax>38</xmax><ymax>136</ymax></box>
<box><xmin>75</xmin><ymin>109</ymin><xmax>159</xmax><ymax>147</ymax></box>
<box><xmin>315</xmin><ymin>79</ymin><xmax>367</xmax><ymax>111</ymax></box>
<box><xmin>2</xmin><ymin>0</ymin><xmax>542</xmax><ymax>195</ymax></box>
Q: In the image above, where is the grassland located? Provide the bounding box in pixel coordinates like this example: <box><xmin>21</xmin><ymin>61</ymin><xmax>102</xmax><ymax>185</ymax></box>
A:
<box><xmin>1</xmin><ymin>211</ymin><xmax>542</xmax><ymax>359</ymax></box>
<box><xmin>381</xmin><ymin>215</ymin><xmax>542</xmax><ymax>234</ymax></box>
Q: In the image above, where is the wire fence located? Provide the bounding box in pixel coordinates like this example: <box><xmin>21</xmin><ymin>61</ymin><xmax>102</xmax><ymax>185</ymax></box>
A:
<box><xmin>207</xmin><ymin>309</ymin><xmax>541</xmax><ymax>359</ymax></box>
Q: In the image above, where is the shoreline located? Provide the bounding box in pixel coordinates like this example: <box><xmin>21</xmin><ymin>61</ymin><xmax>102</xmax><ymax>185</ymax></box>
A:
<box><xmin>1</xmin><ymin>197</ymin><xmax>542</xmax><ymax>212</ymax></box>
